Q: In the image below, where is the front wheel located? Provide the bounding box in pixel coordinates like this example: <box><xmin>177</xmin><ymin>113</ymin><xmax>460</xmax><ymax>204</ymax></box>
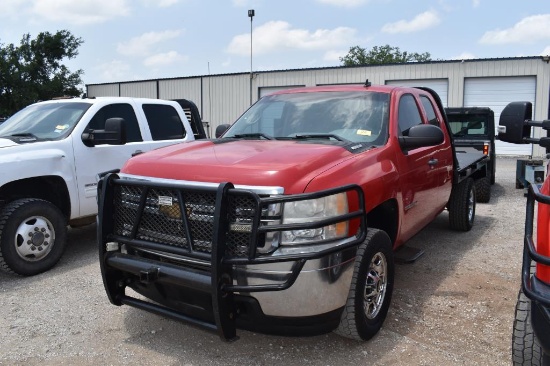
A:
<box><xmin>512</xmin><ymin>288</ymin><xmax>543</xmax><ymax>365</ymax></box>
<box><xmin>334</xmin><ymin>228</ymin><xmax>394</xmax><ymax>340</ymax></box>
<box><xmin>0</xmin><ymin>198</ymin><xmax>67</xmax><ymax>276</ymax></box>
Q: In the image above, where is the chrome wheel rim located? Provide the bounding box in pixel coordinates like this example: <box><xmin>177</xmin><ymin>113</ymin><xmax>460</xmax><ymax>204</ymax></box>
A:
<box><xmin>14</xmin><ymin>216</ymin><xmax>55</xmax><ymax>262</ymax></box>
<box><xmin>364</xmin><ymin>251</ymin><xmax>387</xmax><ymax>319</ymax></box>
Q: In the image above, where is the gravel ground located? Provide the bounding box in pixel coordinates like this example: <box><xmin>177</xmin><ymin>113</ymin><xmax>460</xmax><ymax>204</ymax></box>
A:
<box><xmin>0</xmin><ymin>157</ymin><xmax>531</xmax><ymax>365</ymax></box>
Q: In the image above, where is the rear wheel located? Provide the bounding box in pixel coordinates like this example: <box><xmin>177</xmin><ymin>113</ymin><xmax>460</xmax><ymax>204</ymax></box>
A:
<box><xmin>0</xmin><ymin>198</ymin><xmax>67</xmax><ymax>276</ymax></box>
<box><xmin>512</xmin><ymin>288</ymin><xmax>543</xmax><ymax>365</ymax></box>
<box><xmin>475</xmin><ymin>176</ymin><xmax>491</xmax><ymax>203</ymax></box>
<box><xmin>449</xmin><ymin>178</ymin><xmax>475</xmax><ymax>231</ymax></box>
<box><xmin>334</xmin><ymin>228</ymin><xmax>394</xmax><ymax>340</ymax></box>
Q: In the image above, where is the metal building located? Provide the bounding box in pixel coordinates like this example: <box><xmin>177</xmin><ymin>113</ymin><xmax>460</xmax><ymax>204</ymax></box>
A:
<box><xmin>87</xmin><ymin>56</ymin><xmax>550</xmax><ymax>157</ymax></box>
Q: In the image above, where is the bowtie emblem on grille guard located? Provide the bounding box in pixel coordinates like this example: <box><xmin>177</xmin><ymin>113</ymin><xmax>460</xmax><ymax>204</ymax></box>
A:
<box><xmin>158</xmin><ymin>195</ymin><xmax>187</xmax><ymax>219</ymax></box>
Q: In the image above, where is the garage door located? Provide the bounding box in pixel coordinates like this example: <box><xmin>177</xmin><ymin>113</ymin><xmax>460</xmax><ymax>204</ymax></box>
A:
<box><xmin>464</xmin><ymin>76</ymin><xmax>536</xmax><ymax>156</ymax></box>
<box><xmin>386</xmin><ymin>79</ymin><xmax>448</xmax><ymax>107</ymax></box>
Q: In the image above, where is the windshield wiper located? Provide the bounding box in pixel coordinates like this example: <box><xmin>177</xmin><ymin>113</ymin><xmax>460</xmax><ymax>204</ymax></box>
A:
<box><xmin>292</xmin><ymin>134</ymin><xmax>350</xmax><ymax>142</ymax></box>
<box><xmin>232</xmin><ymin>133</ymin><xmax>274</xmax><ymax>140</ymax></box>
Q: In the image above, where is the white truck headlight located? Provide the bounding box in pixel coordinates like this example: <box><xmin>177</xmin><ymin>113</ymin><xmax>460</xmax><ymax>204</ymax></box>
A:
<box><xmin>281</xmin><ymin>192</ymin><xmax>348</xmax><ymax>244</ymax></box>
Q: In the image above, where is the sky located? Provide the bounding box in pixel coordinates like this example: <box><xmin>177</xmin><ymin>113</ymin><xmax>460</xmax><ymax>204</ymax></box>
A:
<box><xmin>1</xmin><ymin>0</ymin><xmax>549</xmax><ymax>87</ymax></box>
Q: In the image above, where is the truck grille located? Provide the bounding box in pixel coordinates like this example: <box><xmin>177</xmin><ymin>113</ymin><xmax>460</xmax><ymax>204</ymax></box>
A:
<box><xmin>113</xmin><ymin>184</ymin><xmax>258</xmax><ymax>258</ymax></box>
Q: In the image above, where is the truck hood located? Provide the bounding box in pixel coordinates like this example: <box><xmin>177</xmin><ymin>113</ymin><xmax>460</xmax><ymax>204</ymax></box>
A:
<box><xmin>0</xmin><ymin>138</ymin><xmax>20</xmax><ymax>148</ymax></box>
<box><xmin>122</xmin><ymin>140</ymin><xmax>354</xmax><ymax>193</ymax></box>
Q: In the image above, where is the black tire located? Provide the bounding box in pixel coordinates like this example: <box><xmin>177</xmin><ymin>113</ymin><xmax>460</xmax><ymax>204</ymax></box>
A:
<box><xmin>448</xmin><ymin>178</ymin><xmax>475</xmax><ymax>231</ymax></box>
<box><xmin>334</xmin><ymin>228</ymin><xmax>394</xmax><ymax>340</ymax></box>
<box><xmin>512</xmin><ymin>288</ymin><xmax>543</xmax><ymax>365</ymax></box>
<box><xmin>475</xmin><ymin>176</ymin><xmax>491</xmax><ymax>203</ymax></box>
<box><xmin>0</xmin><ymin>198</ymin><xmax>67</xmax><ymax>276</ymax></box>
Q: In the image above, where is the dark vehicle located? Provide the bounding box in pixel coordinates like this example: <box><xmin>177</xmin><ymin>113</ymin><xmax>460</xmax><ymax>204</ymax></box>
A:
<box><xmin>498</xmin><ymin>101</ymin><xmax>550</xmax><ymax>365</ymax></box>
<box><xmin>446</xmin><ymin>107</ymin><xmax>496</xmax><ymax>202</ymax></box>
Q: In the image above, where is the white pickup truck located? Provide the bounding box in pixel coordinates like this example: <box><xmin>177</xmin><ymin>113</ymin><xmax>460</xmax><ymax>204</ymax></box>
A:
<box><xmin>0</xmin><ymin>96</ymin><xmax>206</xmax><ymax>276</ymax></box>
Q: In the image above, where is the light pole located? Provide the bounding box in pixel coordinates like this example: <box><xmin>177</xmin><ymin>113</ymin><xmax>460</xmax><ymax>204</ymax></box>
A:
<box><xmin>248</xmin><ymin>9</ymin><xmax>255</xmax><ymax>105</ymax></box>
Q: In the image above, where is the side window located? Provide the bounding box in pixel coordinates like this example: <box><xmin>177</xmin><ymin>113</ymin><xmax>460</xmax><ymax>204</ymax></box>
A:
<box><xmin>398</xmin><ymin>94</ymin><xmax>423</xmax><ymax>136</ymax></box>
<box><xmin>86</xmin><ymin>104</ymin><xmax>143</xmax><ymax>142</ymax></box>
<box><xmin>420</xmin><ymin>96</ymin><xmax>440</xmax><ymax>126</ymax></box>
<box><xmin>142</xmin><ymin>104</ymin><xmax>185</xmax><ymax>140</ymax></box>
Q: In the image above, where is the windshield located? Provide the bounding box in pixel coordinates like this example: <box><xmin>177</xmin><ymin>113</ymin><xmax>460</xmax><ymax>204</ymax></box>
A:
<box><xmin>447</xmin><ymin>113</ymin><xmax>489</xmax><ymax>137</ymax></box>
<box><xmin>223</xmin><ymin>91</ymin><xmax>390</xmax><ymax>145</ymax></box>
<box><xmin>0</xmin><ymin>102</ymin><xmax>91</xmax><ymax>142</ymax></box>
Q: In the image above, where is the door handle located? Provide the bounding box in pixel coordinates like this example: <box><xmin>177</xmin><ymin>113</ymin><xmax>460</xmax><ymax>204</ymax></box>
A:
<box><xmin>428</xmin><ymin>158</ymin><xmax>438</xmax><ymax>166</ymax></box>
<box><xmin>132</xmin><ymin>150</ymin><xmax>144</xmax><ymax>157</ymax></box>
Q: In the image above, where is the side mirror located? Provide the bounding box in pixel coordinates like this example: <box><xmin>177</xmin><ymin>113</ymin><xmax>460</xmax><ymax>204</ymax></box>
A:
<box><xmin>497</xmin><ymin>102</ymin><xmax>532</xmax><ymax>144</ymax></box>
<box><xmin>399</xmin><ymin>124</ymin><xmax>444</xmax><ymax>150</ymax></box>
<box><xmin>215</xmin><ymin>124</ymin><xmax>230</xmax><ymax>138</ymax></box>
<box><xmin>82</xmin><ymin>117</ymin><xmax>127</xmax><ymax>147</ymax></box>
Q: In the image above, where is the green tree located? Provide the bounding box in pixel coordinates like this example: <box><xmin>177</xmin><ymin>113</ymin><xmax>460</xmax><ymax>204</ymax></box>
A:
<box><xmin>0</xmin><ymin>30</ymin><xmax>84</xmax><ymax>116</ymax></box>
<box><xmin>340</xmin><ymin>44</ymin><xmax>431</xmax><ymax>66</ymax></box>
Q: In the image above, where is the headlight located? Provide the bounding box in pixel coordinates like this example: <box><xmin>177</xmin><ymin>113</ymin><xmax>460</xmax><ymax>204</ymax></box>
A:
<box><xmin>281</xmin><ymin>192</ymin><xmax>348</xmax><ymax>244</ymax></box>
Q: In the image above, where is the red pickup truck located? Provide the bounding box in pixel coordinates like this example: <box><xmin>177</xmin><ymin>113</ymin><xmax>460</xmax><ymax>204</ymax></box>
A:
<box><xmin>96</xmin><ymin>83</ymin><xmax>489</xmax><ymax>341</ymax></box>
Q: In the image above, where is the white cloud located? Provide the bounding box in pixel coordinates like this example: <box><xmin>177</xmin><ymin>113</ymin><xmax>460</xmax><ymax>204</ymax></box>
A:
<box><xmin>0</xmin><ymin>0</ymin><xmax>26</xmax><ymax>19</ymax></box>
<box><xmin>96</xmin><ymin>60</ymin><xmax>131</xmax><ymax>82</ymax></box>
<box><xmin>472</xmin><ymin>0</ymin><xmax>480</xmax><ymax>8</ymax></box>
<box><xmin>143</xmin><ymin>51</ymin><xmax>188</xmax><ymax>66</ymax></box>
<box><xmin>315</xmin><ymin>0</ymin><xmax>370</xmax><ymax>7</ymax></box>
<box><xmin>232</xmin><ymin>0</ymin><xmax>262</xmax><ymax>7</ymax></box>
<box><xmin>142</xmin><ymin>0</ymin><xmax>179</xmax><ymax>7</ymax></box>
<box><xmin>117</xmin><ymin>30</ymin><xmax>183</xmax><ymax>57</ymax></box>
<box><xmin>381</xmin><ymin>10</ymin><xmax>441</xmax><ymax>34</ymax></box>
<box><xmin>479</xmin><ymin>14</ymin><xmax>550</xmax><ymax>44</ymax></box>
<box><xmin>323</xmin><ymin>50</ymin><xmax>346</xmax><ymax>62</ymax></box>
<box><xmin>542</xmin><ymin>46</ymin><xmax>550</xmax><ymax>56</ymax></box>
<box><xmin>31</xmin><ymin>0</ymin><xmax>131</xmax><ymax>25</ymax></box>
<box><xmin>452</xmin><ymin>52</ymin><xmax>476</xmax><ymax>60</ymax></box>
<box><xmin>227</xmin><ymin>21</ymin><xmax>357</xmax><ymax>56</ymax></box>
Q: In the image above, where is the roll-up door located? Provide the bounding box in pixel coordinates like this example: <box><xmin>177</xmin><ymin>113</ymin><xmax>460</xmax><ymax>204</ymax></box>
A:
<box><xmin>386</xmin><ymin>79</ymin><xmax>448</xmax><ymax>107</ymax></box>
<box><xmin>464</xmin><ymin>76</ymin><xmax>536</xmax><ymax>156</ymax></box>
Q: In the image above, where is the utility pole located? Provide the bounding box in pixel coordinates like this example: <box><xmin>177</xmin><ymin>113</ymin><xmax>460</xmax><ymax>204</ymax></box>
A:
<box><xmin>248</xmin><ymin>9</ymin><xmax>255</xmax><ymax>105</ymax></box>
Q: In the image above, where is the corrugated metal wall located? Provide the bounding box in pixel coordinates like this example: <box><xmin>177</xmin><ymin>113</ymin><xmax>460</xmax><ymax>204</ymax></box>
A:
<box><xmin>86</xmin><ymin>57</ymin><xmax>550</xmax><ymax>156</ymax></box>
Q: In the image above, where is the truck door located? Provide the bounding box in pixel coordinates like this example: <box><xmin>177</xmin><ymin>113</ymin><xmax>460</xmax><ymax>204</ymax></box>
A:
<box><xmin>394</xmin><ymin>93</ymin><xmax>452</xmax><ymax>241</ymax></box>
<box><xmin>72</xmin><ymin>102</ymin><xmax>192</xmax><ymax>218</ymax></box>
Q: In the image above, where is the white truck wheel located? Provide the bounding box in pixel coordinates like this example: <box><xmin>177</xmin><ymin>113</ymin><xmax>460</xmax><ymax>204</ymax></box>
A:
<box><xmin>0</xmin><ymin>198</ymin><xmax>67</xmax><ymax>276</ymax></box>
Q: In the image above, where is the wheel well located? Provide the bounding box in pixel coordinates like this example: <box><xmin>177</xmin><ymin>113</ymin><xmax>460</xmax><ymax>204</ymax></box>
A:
<box><xmin>472</xmin><ymin>164</ymin><xmax>488</xmax><ymax>180</ymax></box>
<box><xmin>367</xmin><ymin>199</ymin><xmax>398</xmax><ymax>245</ymax></box>
<box><xmin>0</xmin><ymin>176</ymin><xmax>70</xmax><ymax>220</ymax></box>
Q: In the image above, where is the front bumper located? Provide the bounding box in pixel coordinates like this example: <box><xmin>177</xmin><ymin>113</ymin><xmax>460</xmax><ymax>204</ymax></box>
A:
<box><xmin>98</xmin><ymin>173</ymin><xmax>366</xmax><ymax>341</ymax></box>
<box><xmin>521</xmin><ymin>184</ymin><xmax>550</xmax><ymax>353</ymax></box>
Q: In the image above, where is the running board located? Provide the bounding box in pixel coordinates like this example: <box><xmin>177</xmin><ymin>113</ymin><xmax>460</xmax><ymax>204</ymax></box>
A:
<box><xmin>394</xmin><ymin>246</ymin><xmax>425</xmax><ymax>264</ymax></box>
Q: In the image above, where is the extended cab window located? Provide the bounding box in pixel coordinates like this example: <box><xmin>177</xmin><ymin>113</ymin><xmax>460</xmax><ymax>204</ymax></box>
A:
<box><xmin>398</xmin><ymin>94</ymin><xmax>423</xmax><ymax>136</ymax></box>
<box><xmin>86</xmin><ymin>104</ymin><xmax>142</xmax><ymax>142</ymax></box>
<box><xmin>142</xmin><ymin>104</ymin><xmax>186</xmax><ymax>140</ymax></box>
<box><xmin>420</xmin><ymin>96</ymin><xmax>440</xmax><ymax>126</ymax></box>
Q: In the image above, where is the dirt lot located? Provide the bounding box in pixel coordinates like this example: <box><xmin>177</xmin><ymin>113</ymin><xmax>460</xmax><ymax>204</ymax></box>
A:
<box><xmin>0</xmin><ymin>157</ymin><xmax>530</xmax><ymax>365</ymax></box>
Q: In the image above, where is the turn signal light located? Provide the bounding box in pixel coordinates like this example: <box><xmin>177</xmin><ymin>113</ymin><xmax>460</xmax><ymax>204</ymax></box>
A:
<box><xmin>483</xmin><ymin>143</ymin><xmax>489</xmax><ymax>155</ymax></box>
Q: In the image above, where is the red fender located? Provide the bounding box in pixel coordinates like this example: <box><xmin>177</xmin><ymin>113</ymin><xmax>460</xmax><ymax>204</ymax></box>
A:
<box><xmin>537</xmin><ymin>177</ymin><xmax>550</xmax><ymax>283</ymax></box>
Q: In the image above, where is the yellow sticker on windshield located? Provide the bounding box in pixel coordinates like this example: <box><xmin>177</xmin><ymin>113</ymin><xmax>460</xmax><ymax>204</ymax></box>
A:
<box><xmin>356</xmin><ymin>129</ymin><xmax>371</xmax><ymax>136</ymax></box>
<box><xmin>55</xmin><ymin>124</ymin><xmax>69</xmax><ymax>130</ymax></box>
